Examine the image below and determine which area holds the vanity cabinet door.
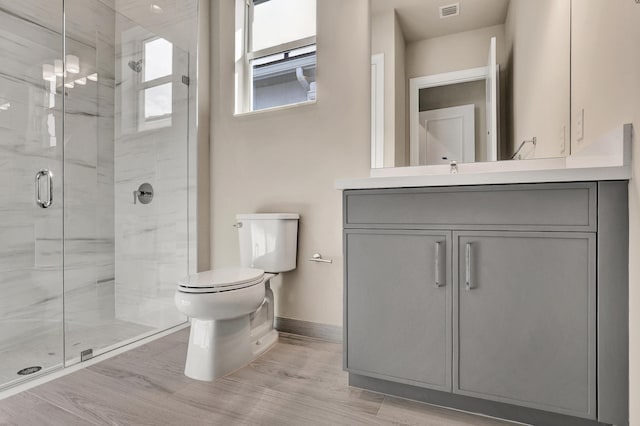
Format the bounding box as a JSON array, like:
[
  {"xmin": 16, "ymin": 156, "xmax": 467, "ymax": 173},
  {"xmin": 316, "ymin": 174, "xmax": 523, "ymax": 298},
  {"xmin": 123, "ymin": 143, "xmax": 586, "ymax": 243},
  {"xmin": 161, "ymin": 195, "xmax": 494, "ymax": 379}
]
[
  {"xmin": 345, "ymin": 230, "xmax": 451, "ymax": 392},
  {"xmin": 453, "ymin": 231, "xmax": 596, "ymax": 419}
]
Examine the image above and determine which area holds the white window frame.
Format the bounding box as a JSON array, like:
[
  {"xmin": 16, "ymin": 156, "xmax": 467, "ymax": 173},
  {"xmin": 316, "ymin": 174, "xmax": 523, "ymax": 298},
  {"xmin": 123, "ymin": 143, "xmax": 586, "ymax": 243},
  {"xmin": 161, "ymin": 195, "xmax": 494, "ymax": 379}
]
[{"xmin": 235, "ymin": 0, "xmax": 317, "ymax": 114}]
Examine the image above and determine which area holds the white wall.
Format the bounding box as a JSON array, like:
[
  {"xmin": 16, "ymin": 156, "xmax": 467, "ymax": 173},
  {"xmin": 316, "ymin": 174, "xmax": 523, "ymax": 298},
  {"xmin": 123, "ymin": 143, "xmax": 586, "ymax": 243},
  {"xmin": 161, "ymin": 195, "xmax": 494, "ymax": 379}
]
[
  {"xmin": 571, "ymin": 1, "xmax": 640, "ymax": 423},
  {"xmin": 372, "ymin": 9, "xmax": 405, "ymax": 167},
  {"xmin": 504, "ymin": 0, "xmax": 570, "ymax": 159},
  {"xmin": 406, "ymin": 24, "xmax": 505, "ymax": 79},
  {"xmin": 197, "ymin": 0, "xmax": 211, "ymax": 273},
  {"xmin": 210, "ymin": 0, "xmax": 369, "ymax": 327},
  {"xmin": 393, "ymin": 11, "xmax": 406, "ymax": 166}
]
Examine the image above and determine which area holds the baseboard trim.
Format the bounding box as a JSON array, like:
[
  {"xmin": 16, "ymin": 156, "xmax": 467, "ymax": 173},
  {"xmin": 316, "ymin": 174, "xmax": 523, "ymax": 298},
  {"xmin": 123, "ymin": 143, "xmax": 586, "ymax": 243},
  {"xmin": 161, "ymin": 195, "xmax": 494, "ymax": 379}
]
[
  {"xmin": 275, "ymin": 317, "xmax": 342, "ymax": 343},
  {"xmin": 349, "ymin": 373, "xmax": 606, "ymax": 426}
]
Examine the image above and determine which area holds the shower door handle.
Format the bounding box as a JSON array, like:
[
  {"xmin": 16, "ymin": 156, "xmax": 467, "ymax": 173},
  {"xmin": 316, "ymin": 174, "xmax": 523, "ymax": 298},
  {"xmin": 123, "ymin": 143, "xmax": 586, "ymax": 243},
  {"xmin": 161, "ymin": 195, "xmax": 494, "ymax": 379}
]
[{"xmin": 35, "ymin": 169, "xmax": 53, "ymax": 208}]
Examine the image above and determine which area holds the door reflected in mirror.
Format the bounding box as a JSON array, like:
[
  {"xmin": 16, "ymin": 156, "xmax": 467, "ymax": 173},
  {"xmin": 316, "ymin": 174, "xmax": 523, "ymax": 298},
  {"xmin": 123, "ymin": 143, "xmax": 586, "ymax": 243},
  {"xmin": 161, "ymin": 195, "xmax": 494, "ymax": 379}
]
[{"xmin": 371, "ymin": 0, "xmax": 571, "ymax": 168}]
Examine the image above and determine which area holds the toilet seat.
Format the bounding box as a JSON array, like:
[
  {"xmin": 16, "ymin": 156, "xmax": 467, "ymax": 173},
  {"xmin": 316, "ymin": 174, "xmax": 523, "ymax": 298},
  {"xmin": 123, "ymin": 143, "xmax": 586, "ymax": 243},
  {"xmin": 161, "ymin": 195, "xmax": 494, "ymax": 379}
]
[{"xmin": 177, "ymin": 267, "xmax": 265, "ymax": 294}]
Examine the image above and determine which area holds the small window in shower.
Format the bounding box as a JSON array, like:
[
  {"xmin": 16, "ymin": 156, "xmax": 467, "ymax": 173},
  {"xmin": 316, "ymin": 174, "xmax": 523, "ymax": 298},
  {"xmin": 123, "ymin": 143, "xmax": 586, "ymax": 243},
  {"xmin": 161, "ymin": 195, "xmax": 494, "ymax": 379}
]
[
  {"xmin": 138, "ymin": 37, "xmax": 173, "ymax": 131},
  {"xmin": 144, "ymin": 38, "xmax": 172, "ymax": 82},
  {"xmin": 144, "ymin": 82, "xmax": 172, "ymax": 120}
]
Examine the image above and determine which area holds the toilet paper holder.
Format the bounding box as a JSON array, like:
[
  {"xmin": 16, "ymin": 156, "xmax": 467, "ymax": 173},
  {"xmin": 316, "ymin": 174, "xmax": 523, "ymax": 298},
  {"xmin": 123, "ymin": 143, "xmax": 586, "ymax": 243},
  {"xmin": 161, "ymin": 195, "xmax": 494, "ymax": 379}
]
[{"xmin": 307, "ymin": 253, "xmax": 332, "ymax": 264}]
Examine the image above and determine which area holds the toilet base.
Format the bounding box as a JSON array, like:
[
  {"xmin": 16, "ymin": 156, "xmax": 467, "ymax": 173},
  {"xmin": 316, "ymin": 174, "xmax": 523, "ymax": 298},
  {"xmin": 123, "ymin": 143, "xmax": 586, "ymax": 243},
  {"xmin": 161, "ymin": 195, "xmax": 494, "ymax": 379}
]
[
  {"xmin": 184, "ymin": 311, "xmax": 279, "ymax": 381},
  {"xmin": 184, "ymin": 317, "xmax": 279, "ymax": 381},
  {"xmin": 184, "ymin": 317, "xmax": 250, "ymax": 381}
]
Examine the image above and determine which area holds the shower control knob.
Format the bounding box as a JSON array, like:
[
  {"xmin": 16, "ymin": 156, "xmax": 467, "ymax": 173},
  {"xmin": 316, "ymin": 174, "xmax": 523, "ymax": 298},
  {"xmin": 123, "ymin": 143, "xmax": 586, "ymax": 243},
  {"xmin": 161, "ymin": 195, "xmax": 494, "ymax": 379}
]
[{"xmin": 133, "ymin": 183, "xmax": 154, "ymax": 205}]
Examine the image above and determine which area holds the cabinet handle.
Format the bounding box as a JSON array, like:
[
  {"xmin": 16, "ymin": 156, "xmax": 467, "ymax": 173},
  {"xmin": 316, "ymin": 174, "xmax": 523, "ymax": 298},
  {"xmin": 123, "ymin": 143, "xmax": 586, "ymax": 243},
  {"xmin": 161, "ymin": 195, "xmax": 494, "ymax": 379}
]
[
  {"xmin": 435, "ymin": 241, "xmax": 444, "ymax": 288},
  {"xmin": 465, "ymin": 242, "xmax": 473, "ymax": 290}
]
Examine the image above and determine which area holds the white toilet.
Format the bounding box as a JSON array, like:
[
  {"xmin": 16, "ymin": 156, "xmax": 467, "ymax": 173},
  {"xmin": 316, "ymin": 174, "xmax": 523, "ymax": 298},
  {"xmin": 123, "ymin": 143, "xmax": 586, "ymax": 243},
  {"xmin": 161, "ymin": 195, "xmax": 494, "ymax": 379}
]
[{"xmin": 174, "ymin": 213, "xmax": 299, "ymax": 381}]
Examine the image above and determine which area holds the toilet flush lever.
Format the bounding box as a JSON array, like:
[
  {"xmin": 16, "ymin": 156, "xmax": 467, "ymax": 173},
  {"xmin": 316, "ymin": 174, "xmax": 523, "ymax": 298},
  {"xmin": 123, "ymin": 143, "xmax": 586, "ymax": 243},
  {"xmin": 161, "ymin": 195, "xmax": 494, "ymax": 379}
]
[{"xmin": 308, "ymin": 253, "xmax": 333, "ymax": 264}]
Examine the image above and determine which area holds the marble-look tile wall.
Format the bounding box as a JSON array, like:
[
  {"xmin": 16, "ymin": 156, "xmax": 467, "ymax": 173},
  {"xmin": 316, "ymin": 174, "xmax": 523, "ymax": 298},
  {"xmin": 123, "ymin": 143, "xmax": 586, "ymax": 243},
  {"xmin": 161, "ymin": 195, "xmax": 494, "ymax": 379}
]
[
  {"xmin": 0, "ymin": 0, "xmax": 121, "ymax": 364},
  {"xmin": 0, "ymin": 1, "xmax": 65, "ymax": 370},
  {"xmin": 0, "ymin": 0, "xmax": 194, "ymax": 385},
  {"xmin": 63, "ymin": 0, "xmax": 118, "ymax": 361},
  {"xmin": 113, "ymin": 13, "xmax": 190, "ymax": 329}
]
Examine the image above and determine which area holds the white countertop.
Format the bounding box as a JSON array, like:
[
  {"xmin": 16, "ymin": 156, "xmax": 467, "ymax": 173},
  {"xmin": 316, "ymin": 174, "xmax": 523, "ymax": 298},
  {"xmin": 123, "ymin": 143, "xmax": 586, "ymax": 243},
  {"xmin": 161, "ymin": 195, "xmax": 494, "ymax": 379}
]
[
  {"xmin": 336, "ymin": 165, "xmax": 631, "ymax": 190},
  {"xmin": 336, "ymin": 125, "xmax": 632, "ymax": 190}
]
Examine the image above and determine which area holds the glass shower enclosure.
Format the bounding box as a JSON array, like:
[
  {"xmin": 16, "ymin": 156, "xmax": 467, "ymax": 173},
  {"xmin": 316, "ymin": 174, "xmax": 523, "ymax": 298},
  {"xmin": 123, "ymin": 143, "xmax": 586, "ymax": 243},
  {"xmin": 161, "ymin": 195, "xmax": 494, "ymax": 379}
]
[{"xmin": 0, "ymin": 0, "xmax": 197, "ymax": 389}]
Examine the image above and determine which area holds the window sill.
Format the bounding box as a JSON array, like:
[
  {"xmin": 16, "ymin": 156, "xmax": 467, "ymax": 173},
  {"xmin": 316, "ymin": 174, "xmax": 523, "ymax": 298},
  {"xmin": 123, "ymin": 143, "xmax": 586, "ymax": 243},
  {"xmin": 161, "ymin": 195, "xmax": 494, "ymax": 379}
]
[{"xmin": 234, "ymin": 99, "xmax": 316, "ymax": 117}]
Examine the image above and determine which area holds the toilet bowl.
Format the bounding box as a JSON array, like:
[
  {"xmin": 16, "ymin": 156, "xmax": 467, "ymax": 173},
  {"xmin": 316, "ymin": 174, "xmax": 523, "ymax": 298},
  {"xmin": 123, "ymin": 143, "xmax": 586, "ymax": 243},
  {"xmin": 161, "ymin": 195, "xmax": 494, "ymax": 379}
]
[
  {"xmin": 175, "ymin": 268, "xmax": 266, "ymax": 320},
  {"xmin": 174, "ymin": 213, "xmax": 299, "ymax": 381}
]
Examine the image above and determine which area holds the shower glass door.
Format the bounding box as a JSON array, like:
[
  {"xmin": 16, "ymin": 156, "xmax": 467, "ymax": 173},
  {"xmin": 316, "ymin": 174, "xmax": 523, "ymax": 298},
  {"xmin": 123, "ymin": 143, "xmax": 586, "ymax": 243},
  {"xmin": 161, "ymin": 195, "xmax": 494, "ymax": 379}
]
[
  {"xmin": 0, "ymin": 0, "xmax": 195, "ymax": 389},
  {"xmin": 0, "ymin": 0, "xmax": 65, "ymax": 388},
  {"xmin": 62, "ymin": 0, "xmax": 190, "ymax": 365},
  {"xmin": 62, "ymin": 0, "xmax": 136, "ymax": 364}
]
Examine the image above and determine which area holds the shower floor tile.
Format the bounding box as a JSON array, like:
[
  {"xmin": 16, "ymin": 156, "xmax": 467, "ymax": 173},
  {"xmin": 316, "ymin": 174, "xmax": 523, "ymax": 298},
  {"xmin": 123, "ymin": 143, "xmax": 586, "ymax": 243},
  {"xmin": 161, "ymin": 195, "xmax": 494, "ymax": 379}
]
[
  {"xmin": 64, "ymin": 319, "xmax": 153, "ymax": 362},
  {"xmin": 0, "ymin": 319, "xmax": 152, "ymax": 388}
]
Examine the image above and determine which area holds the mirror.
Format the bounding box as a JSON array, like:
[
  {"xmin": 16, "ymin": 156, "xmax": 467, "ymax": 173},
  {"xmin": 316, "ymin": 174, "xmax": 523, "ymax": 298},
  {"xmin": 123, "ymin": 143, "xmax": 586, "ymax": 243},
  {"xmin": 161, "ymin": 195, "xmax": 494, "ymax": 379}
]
[{"xmin": 371, "ymin": 0, "xmax": 571, "ymax": 168}]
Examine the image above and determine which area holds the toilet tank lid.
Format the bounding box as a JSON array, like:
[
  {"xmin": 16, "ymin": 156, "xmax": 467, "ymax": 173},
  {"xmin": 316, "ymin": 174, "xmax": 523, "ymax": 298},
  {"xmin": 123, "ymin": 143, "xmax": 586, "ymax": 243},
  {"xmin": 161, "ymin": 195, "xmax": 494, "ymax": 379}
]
[{"xmin": 236, "ymin": 213, "xmax": 299, "ymax": 220}]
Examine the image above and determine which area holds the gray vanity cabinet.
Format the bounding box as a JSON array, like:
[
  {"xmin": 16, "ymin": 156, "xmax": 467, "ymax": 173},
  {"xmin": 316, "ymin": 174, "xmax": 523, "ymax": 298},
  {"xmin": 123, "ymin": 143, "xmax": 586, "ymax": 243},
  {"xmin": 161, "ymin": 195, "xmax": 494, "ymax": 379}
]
[
  {"xmin": 453, "ymin": 231, "xmax": 596, "ymax": 419},
  {"xmin": 343, "ymin": 182, "xmax": 628, "ymax": 425},
  {"xmin": 345, "ymin": 230, "xmax": 452, "ymax": 392}
]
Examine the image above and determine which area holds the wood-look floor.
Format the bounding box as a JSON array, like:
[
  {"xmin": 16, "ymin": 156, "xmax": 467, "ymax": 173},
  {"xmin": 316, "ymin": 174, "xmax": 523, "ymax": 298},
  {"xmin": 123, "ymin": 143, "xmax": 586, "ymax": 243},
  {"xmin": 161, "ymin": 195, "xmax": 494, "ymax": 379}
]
[{"xmin": 0, "ymin": 329, "xmax": 516, "ymax": 426}]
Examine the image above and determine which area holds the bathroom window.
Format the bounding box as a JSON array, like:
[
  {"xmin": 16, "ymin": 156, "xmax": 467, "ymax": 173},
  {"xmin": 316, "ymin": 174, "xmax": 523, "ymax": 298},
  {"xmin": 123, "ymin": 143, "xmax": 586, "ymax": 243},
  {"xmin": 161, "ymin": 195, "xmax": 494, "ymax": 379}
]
[
  {"xmin": 235, "ymin": 0, "xmax": 317, "ymax": 114},
  {"xmin": 138, "ymin": 37, "xmax": 173, "ymax": 130}
]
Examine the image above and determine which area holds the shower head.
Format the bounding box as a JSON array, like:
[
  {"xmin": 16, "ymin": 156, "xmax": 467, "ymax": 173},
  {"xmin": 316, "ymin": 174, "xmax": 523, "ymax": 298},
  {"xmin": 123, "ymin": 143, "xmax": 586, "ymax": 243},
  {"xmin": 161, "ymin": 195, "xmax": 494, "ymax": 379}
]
[{"xmin": 128, "ymin": 59, "xmax": 143, "ymax": 73}]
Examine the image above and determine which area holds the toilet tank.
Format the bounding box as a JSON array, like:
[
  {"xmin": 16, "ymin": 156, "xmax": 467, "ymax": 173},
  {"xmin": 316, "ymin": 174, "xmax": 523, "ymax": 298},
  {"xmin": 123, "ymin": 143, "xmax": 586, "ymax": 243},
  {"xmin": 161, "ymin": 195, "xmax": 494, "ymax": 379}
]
[{"xmin": 236, "ymin": 213, "xmax": 299, "ymax": 273}]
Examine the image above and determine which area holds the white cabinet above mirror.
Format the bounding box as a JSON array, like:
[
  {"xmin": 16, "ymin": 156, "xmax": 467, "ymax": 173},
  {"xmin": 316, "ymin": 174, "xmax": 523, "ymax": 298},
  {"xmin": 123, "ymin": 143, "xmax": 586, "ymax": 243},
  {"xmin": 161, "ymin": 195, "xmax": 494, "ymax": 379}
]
[{"xmin": 371, "ymin": 0, "xmax": 570, "ymax": 168}]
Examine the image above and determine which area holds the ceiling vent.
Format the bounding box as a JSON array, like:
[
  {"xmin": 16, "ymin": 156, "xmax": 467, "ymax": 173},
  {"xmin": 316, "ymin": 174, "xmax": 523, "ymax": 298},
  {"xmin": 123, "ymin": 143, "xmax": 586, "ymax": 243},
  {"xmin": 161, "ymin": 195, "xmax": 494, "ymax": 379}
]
[{"xmin": 439, "ymin": 3, "xmax": 460, "ymax": 18}]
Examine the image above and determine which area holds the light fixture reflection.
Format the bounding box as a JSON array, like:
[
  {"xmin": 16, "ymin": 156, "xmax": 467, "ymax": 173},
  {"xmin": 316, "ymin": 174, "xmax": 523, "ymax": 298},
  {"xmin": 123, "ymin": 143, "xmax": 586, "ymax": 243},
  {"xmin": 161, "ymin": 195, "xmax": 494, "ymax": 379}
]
[
  {"xmin": 66, "ymin": 55, "xmax": 80, "ymax": 74},
  {"xmin": 42, "ymin": 64, "xmax": 56, "ymax": 82},
  {"xmin": 54, "ymin": 59, "xmax": 65, "ymax": 77},
  {"xmin": 64, "ymin": 81, "xmax": 74, "ymax": 88},
  {"xmin": 75, "ymin": 77, "xmax": 87, "ymax": 85},
  {"xmin": 87, "ymin": 73, "xmax": 98, "ymax": 82}
]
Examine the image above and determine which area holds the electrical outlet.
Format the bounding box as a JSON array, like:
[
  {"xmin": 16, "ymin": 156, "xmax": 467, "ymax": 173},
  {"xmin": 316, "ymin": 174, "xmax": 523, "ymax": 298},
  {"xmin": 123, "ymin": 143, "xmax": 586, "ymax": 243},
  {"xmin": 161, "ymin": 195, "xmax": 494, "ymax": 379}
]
[
  {"xmin": 576, "ymin": 108, "xmax": 584, "ymax": 141},
  {"xmin": 560, "ymin": 125, "xmax": 566, "ymax": 153}
]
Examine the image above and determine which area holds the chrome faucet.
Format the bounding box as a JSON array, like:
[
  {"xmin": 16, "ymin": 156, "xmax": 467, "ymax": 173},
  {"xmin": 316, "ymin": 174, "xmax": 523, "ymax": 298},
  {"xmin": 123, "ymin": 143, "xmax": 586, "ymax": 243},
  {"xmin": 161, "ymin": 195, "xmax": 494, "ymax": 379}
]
[{"xmin": 450, "ymin": 160, "xmax": 458, "ymax": 174}]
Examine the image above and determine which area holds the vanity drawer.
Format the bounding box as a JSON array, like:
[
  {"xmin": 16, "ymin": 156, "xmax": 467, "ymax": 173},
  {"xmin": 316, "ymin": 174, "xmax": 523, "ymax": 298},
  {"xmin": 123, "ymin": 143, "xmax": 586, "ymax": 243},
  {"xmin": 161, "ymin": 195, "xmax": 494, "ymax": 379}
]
[{"xmin": 344, "ymin": 182, "xmax": 596, "ymax": 231}]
